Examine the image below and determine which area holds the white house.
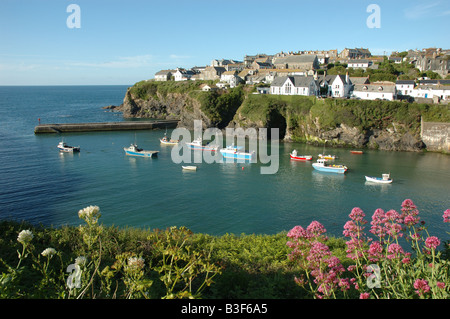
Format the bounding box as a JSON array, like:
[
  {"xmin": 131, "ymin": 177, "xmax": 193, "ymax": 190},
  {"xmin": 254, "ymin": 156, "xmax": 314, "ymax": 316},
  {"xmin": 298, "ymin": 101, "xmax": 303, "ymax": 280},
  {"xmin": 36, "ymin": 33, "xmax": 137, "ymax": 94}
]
[
  {"xmin": 155, "ymin": 70, "xmax": 173, "ymax": 81},
  {"xmin": 220, "ymin": 71, "xmax": 243, "ymax": 88},
  {"xmin": 410, "ymin": 84, "xmax": 450, "ymax": 101},
  {"xmin": 347, "ymin": 59, "xmax": 372, "ymax": 70},
  {"xmin": 396, "ymin": 80, "xmax": 415, "ymax": 97},
  {"xmin": 352, "ymin": 82, "xmax": 397, "ymax": 101},
  {"xmin": 270, "ymin": 76, "xmax": 318, "ymax": 96},
  {"xmin": 317, "ymin": 74, "xmax": 353, "ymax": 98},
  {"xmin": 174, "ymin": 68, "xmax": 195, "ymax": 81}
]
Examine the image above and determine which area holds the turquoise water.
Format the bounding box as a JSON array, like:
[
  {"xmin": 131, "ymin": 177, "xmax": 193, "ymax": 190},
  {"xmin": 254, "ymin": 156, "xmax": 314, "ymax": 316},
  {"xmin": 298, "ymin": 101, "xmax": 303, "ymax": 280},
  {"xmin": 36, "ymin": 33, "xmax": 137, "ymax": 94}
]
[{"xmin": 0, "ymin": 86, "xmax": 449, "ymax": 239}]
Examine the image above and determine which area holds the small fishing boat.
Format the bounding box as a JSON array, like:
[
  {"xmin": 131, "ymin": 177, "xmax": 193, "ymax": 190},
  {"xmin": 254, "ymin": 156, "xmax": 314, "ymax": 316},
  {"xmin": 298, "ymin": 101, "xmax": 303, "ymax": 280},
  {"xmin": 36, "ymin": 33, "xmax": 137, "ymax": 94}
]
[
  {"xmin": 312, "ymin": 159, "xmax": 347, "ymax": 174},
  {"xmin": 186, "ymin": 138, "xmax": 219, "ymax": 151},
  {"xmin": 124, "ymin": 144, "xmax": 158, "ymax": 157},
  {"xmin": 365, "ymin": 174, "xmax": 392, "ymax": 184},
  {"xmin": 220, "ymin": 144, "xmax": 255, "ymax": 160},
  {"xmin": 318, "ymin": 154, "xmax": 337, "ymax": 160},
  {"xmin": 58, "ymin": 141, "xmax": 80, "ymax": 153},
  {"xmin": 290, "ymin": 150, "xmax": 312, "ymax": 161},
  {"xmin": 160, "ymin": 135, "xmax": 179, "ymax": 145},
  {"xmin": 182, "ymin": 166, "xmax": 197, "ymax": 171},
  {"xmin": 351, "ymin": 150, "xmax": 364, "ymax": 154}
]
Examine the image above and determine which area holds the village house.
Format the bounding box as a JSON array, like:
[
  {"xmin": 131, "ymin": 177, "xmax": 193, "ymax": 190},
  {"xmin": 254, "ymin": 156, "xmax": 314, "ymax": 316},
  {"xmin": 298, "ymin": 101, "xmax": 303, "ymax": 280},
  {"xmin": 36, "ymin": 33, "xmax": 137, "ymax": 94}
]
[
  {"xmin": 410, "ymin": 83, "xmax": 450, "ymax": 101},
  {"xmin": 272, "ymin": 55, "xmax": 319, "ymax": 70},
  {"xmin": 395, "ymin": 80, "xmax": 415, "ymax": 97},
  {"xmin": 352, "ymin": 82, "xmax": 397, "ymax": 101},
  {"xmin": 154, "ymin": 70, "xmax": 174, "ymax": 81},
  {"xmin": 199, "ymin": 66, "xmax": 226, "ymax": 81},
  {"xmin": 317, "ymin": 73, "xmax": 353, "ymax": 98},
  {"xmin": 415, "ymin": 52, "xmax": 450, "ymax": 77},
  {"xmin": 220, "ymin": 70, "xmax": 243, "ymax": 88},
  {"xmin": 174, "ymin": 68, "xmax": 195, "ymax": 81},
  {"xmin": 339, "ymin": 48, "xmax": 372, "ymax": 59},
  {"xmin": 270, "ymin": 76, "xmax": 318, "ymax": 96},
  {"xmin": 347, "ymin": 59, "xmax": 372, "ymax": 70}
]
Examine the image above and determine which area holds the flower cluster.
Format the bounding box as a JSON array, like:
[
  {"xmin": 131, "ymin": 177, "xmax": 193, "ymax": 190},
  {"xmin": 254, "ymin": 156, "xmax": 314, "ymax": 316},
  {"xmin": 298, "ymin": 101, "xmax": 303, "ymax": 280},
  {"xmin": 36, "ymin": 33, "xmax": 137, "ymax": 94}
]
[
  {"xmin": 17, "ymin": 229, "xmax": 34, "ymax": 245},
  {"xmin": 78, "ymin": 205, "xmax": 101, "ymax": 224},
  {"xmin": 287, "ymin": 199, "xmax": 449, "ymax": 299}
]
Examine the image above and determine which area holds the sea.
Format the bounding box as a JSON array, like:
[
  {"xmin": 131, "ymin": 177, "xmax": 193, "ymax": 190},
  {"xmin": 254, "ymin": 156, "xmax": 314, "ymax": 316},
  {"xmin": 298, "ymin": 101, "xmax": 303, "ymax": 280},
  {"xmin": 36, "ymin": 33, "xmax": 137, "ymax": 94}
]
[{"xmin": 0, "ymin": 85, "xmax": 449, "ymax": 240}]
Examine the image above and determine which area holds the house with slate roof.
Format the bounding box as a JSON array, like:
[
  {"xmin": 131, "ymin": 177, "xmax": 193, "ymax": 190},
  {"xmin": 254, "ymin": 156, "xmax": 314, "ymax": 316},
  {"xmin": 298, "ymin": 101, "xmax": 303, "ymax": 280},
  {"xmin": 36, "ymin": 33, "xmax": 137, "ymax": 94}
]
[
  {"xmin": 272, "ymin": 55, "xmax": 319, "ymax": 70},
  {"xmin": 352, "ymin": 82, "xmax": 397, "ymax": 101},
  {"xmin": 270, "ymin": 76, "xmax": 318, "ymax": 96},
  {"xmin": 317, "ymin": 73, "xmax": 353, "ymax": 98}
]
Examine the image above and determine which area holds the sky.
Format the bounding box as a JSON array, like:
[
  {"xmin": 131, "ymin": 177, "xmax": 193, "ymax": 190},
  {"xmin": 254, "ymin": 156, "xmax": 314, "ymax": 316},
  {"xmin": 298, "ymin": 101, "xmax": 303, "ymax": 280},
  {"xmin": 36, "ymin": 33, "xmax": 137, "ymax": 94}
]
[{"xmin": 0, "ymin": 0, "xmax": 449, "ymax": 85}]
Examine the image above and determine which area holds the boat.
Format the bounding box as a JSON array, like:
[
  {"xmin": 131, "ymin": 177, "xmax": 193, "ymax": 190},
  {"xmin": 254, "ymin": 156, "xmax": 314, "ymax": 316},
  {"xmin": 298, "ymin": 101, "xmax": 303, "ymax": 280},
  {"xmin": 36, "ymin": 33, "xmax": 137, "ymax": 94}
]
[
  {"xmin": 186, "ymin": 137, "xmax": 219, "ymax": 151},
  {"xmin": 318, "ymin": 154, "xmax": 337, "ymax": 160},
  {"xmin": 58, "ymin": 141, "xmax": 80, "ymax": 153},
  {"xmin": 182, "ymin": 166, "xmax": 197, "ymax": 171},
  {"xmin": 160, "ymin": 135, "xmax": 179, "ymax": 145},
  {"xmin": 220, "ymin": 144, "xmax": 255, "ymax": 160},
  {"xmin": 351, "ymin": 150, "xmax": 364, "ymax": 154},
  {"xmin": 365, "ymin": 174, "xmax": 392, "ymax": 184},
  {"xmin": 290, "ymin": 150, "xmax": 312, "ymax": 161},
  {"xmin": 312, "ymin": 159, "xmax": 348, "ymax": 174},
  {"xmin": 124, "ymin": 144, "xmax": 158, "ymax": 157}
]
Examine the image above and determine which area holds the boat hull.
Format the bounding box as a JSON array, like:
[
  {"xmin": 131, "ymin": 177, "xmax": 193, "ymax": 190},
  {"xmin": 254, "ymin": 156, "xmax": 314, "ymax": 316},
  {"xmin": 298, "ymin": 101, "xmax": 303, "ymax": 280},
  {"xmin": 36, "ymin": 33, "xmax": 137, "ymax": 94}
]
[
  {"xmin": 220, "ymin": 149, "xmax": 254, "ymax": 160},
  {"xmin": 160, "ymin": 139, "xmax": 178, "ymax": 145},
  {"xmin": 290, "ymin": 154, "xmax": 312, "ymax": 161},
  {"xmin": 182, "ymin": 166, "xmax": 197, "ymax": 171},
  {"xmin": 365, "ymin": 176, "xmax": 392, "ymax": 184},
  {"xmin": 124, "ymin": 149, "xmax": 158, "ymax": 157},
  {"xmin": 351, "ymin": 151, "xmax": 363, "ymax": 154},
  {"xmin": 58, "ymin": 146, "xmax": 80, "ymax": 153},
  {"xmin": 312, "ymin": 163, "xmax": 347, "ymax": 174}
]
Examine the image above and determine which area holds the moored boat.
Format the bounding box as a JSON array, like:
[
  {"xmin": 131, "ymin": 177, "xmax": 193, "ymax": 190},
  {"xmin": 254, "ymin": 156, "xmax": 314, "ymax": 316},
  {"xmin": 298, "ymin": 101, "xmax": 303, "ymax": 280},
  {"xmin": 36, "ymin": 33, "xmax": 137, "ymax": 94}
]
[
  {"xmin": 124, "ymin": 144, "xmax": 158, "ymax": 157},
  {"xmin": 220, "ymin": 144, "xmax": 255, "ymax": 161},
  {"xmin": 312, "ymin": 159, "xmax": 347, "ymax": 174},
  {"xmin": 160, "ymin": 135, "xmax": 179, "ymax": 145},
  {"xmin": 351, "ymin": 150, "xmax": 364, "ymax": 154},
  {"xmin": 290, "ymin": 150, "xmax": 312, "ymax": 161},
  {"xmin": 318, "ymin": 154, "xmax": 336, "ymax": 160},
  {"xmin": 58, "ymin": 141, "xmax": 80, "ymax": 153},
  {"xmin": 182, "ymin": 166, "xmax": 197, "ymax": 171},
  {"xmin": 186, "ymin": 138, "xmax": 219, "ymax": 151},
  {"xmin": 365, "ymin": 174, "xmax": 392, "ymax": 184}
]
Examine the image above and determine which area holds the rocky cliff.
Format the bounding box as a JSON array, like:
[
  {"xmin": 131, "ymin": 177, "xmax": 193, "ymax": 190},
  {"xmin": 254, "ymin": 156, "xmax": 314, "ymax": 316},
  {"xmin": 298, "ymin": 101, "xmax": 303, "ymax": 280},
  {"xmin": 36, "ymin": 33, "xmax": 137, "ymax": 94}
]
[{"xmin": 116, "ymin": 81, "xmax": 449, "ymax": 152}]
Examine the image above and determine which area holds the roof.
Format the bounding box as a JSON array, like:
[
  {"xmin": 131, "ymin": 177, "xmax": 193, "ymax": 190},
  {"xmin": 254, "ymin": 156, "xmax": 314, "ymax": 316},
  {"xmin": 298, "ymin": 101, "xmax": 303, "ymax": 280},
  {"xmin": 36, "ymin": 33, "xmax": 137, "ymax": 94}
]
[
  {"xmin": 271, "ymin": 76, "xmax": 316, "ymax": 88},
  {"xmin": 273, "ymin": 55, "xmax": 317, "ymax": 65},
  {"xmin": 155, "ymin": 70, "xmax": 174, "ymax": 75},
  {"xmin": 348, "ymin": 59, "xmax": 370, "ymax": 64},
  {"xmin": 396, "ymin": 80, "xmax": 415, "ymax": 85},
  {"xmin": 353, "ymin": 84, "xmax": 396, "ymax": 94}
]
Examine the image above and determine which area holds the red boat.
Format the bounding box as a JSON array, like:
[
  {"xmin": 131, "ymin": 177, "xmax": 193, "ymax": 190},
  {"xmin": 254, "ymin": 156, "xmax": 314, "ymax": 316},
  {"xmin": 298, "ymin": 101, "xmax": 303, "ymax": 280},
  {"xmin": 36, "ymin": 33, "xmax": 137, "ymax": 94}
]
[
  {"xmin": 290, "ymin": 151, "xmax": 312, "ymax": 161},
  {"xmin": 350, "ymin": 150, "xmax": 363, "ymax": 154}
]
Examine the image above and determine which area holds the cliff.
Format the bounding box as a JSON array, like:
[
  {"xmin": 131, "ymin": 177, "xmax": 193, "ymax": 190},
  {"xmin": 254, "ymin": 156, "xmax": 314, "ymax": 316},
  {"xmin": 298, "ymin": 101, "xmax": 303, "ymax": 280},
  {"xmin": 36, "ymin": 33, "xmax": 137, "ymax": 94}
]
[{"xmin": 116, "ymin": 81, "xmax": 450, "ymax": 152}]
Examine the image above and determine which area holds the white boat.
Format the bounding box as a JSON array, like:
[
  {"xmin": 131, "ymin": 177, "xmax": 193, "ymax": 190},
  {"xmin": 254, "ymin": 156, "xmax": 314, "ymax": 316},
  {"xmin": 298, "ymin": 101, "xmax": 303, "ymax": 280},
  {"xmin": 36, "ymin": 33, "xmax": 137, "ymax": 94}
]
[
  {"xmin": 160, "ymin": 135, "xmax": 179, "ymax": 145},
  {"xmin": 220, "ymin": 144, "xmax": 255, "ymax": 160},
  {"xmin": 186, "ymin": 137, "xmax": 219, "ymax": 151},
  {"xmin": 58, "ymin": 141, "xmax": 80, "ymax": 153},
  {"xmin": 290, "ymin": 150, "xmax": 312, "ymax": 161},
  {"xmin": 124, "ymin": 144, "xmax": 158, "ymax": 157},
  {"xmin": 365, "ymin": 174, "xmax": 393, "ymax": 184},
  {"xmin": 182, "ymin": 166, "xmax": 197, "ymax": 171},
  {"xmin": 312, "ymin": 159, "xmax": 347, "ymax": 174}
]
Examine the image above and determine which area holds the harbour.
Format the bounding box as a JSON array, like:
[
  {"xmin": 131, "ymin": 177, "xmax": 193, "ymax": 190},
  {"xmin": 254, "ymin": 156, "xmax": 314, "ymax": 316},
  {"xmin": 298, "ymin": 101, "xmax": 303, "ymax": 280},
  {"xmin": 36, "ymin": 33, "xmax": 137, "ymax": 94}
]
[{"xmin": 34, "ymin": 119, "xmax": 179, "ymax": 134}]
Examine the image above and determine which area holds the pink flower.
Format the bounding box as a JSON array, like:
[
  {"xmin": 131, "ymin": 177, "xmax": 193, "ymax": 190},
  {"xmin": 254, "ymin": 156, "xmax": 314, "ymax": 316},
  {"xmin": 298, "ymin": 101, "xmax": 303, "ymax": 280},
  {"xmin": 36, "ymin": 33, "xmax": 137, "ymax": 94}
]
[
  {"xmin": 306, "ymin": 221, "xmax": 327, "ymax": 238},
  {"xmin": 387, "ymin": 243, "xmax": 404, "ymax": 259},
  {"xmin": 425, "ymin": 236, "xmax": 440, "ymax": 250},
  {"xmin": 360, "ymin": 292, "xmax": 370, "ymax": 299},
  {"xmin": 368, "ymin": 241, "xmax": 383, "ymax": 262},
  {"xmin": 437, "ymin": 282, "xmax": 445, "ymax": 289},
  {"xmin": 414, "ymin": 279, "xmax": 430, "ymax": 296},
  {"xmin": 349, "ymin": 207, "xmax": 366, "ymax": 223},
  {"xmin": 443, "ymin": 209, "xmax": 450, "ymax": 223},
  {"xmin": 287, "ymin": 226, "xmax": 308, "ymax": 240}
]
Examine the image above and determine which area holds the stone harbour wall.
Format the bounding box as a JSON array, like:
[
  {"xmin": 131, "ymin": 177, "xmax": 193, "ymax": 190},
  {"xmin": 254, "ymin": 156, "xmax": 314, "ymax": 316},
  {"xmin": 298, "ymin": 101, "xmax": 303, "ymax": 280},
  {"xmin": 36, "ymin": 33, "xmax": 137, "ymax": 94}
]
[{"xmin": 421, "ymin": 120, "xmax": 450, "ymax": 153}]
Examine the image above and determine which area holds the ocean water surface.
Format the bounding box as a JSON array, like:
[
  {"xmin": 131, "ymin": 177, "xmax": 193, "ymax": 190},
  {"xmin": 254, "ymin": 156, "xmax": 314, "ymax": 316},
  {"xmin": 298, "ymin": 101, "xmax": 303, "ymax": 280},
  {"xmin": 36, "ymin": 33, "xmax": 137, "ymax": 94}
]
[{"xmin": 0, "ymin": 86, "xmax": 449, "ymax": 240}]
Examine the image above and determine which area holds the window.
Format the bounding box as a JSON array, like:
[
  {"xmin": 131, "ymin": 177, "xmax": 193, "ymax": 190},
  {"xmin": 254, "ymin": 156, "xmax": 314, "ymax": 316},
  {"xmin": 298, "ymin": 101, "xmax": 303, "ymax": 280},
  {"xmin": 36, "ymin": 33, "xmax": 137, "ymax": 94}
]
[{"xmin": 285, "ymin": 82, "xmax": 292, "ymax": 94}]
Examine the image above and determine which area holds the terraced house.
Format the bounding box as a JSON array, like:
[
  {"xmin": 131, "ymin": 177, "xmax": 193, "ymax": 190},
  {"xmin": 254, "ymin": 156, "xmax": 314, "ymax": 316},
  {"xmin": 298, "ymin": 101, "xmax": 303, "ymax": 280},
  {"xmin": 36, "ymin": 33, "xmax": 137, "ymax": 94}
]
[{"xmin": 270, "ymin": 76, "xmax": 318, "ymax": 96}]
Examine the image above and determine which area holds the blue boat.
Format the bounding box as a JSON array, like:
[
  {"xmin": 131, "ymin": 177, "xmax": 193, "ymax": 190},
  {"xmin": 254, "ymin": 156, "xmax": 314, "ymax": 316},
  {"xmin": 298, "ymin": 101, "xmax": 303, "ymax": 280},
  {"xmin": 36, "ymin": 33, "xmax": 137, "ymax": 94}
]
[
  {"xmin": 220, "ymin": 145, "xmax": 255, "ymax": 161},
  {"xmin": 312, "ymin": 159, "xmax": 347, "ymax": 174},
  {"xmin": 124, "ymin": 144, "xmax": 158, "ymax": 157}
]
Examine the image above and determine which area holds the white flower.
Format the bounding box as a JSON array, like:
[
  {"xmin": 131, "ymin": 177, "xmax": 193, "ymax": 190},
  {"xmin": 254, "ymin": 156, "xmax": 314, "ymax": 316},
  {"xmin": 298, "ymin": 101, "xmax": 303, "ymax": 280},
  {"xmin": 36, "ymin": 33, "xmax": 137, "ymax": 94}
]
[
  {"xmin": 41, "ymin": 248, "xmax": 57, "ymax": 257},
  {"xmin": 75, "ymin": 256, "xmax": 87, "ymax": 266},
  {"xmin": 17, "ymin": 230, "xmax": 34, "ymax": 244},
  {"xmin": 78, "ymin": 205, "xmax": 101, "ymax": 221},
  {"xmin": 127, "ymin": 256, "xmax": 145, "ymax": 270}
]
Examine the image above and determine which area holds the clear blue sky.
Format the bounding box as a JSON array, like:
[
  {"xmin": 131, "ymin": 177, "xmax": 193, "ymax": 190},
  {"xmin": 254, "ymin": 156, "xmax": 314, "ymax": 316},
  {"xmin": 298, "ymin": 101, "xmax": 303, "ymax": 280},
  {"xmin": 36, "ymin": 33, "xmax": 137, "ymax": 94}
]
[{"xmin": 0, "ymin": 0, "xmax": 449, "ymax": 85}]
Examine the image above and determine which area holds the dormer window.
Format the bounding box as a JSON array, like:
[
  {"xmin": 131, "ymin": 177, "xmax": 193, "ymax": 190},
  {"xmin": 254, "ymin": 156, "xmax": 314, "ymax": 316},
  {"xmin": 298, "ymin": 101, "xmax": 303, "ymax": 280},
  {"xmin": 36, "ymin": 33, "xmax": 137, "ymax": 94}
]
[
  {"xmin": 363, "ymin": 86, "xmax": 368, "ymax": 90},
  {"xmin": 378, "ymin": 86, "xmax": 383, "ymax": 91}
]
